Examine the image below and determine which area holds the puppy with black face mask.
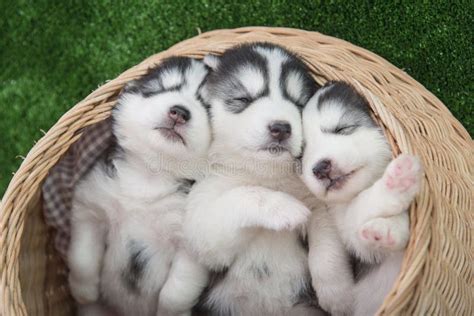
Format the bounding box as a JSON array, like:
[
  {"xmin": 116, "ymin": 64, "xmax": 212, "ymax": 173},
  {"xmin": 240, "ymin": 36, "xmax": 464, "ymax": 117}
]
[
  {"xmin": 159, "ymin": 43, "xmax": 325, "ymax": 316},
  {"xmin": 67, "ymin": 57, "xmax": 211, "ymax": 316},
  {"xmin": 301, "ymin": 81, "xmax": 423, "ymax": 316}
]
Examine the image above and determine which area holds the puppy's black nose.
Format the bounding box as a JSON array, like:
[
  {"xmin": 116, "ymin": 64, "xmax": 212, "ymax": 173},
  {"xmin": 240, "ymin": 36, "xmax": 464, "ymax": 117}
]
[
  {"xmin": 269, "ymin": 121, "xmax": 291, "ymax": 141},
  {"xmin": 169, "ymin": 105, "xmax": 191, "ymax": 124},
  {"xmin": 312, "ymin": 159, "xmax": 332, "ymax": 180}
]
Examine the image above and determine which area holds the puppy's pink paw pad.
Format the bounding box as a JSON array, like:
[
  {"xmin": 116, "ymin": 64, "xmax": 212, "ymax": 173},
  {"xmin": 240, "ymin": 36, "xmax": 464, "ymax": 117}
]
[
  {"xmin": 384, "ymin": 155, "xmax": 422, "ymax": 193},
  {"xmin": 361, "ymin": 228, "xmax": 385, "ymax": 244},
  {"xmin": 360, "ymin": 218, "xmax": 408, "ymax": 251}
]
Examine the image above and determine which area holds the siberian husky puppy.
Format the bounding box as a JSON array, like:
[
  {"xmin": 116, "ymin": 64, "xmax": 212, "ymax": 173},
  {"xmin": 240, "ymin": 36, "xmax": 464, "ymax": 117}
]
[
  {"xmin": 301, "ymin": 81, "xmax": 423, "ymax": 316},
  {"xmin": 67, "ymin": 57, "xmax": 212, "ymax": 316},
  {"xmin": 161, "ymin": 43, "xmax": 324, "ymax": 316}
]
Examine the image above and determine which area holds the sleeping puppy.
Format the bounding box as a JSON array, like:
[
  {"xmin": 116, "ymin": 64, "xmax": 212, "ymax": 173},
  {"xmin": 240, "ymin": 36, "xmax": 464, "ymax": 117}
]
[
  {"xmin": 160, "ymin": 43, "xmax": 324, "ymax": 316},
  {"xmin": 301, "ymin": 81, "xmax": 423, "ymax": 316},
  {"xmin": 67, "ymin": 57, "xmax": 211, "ymax": 316}
]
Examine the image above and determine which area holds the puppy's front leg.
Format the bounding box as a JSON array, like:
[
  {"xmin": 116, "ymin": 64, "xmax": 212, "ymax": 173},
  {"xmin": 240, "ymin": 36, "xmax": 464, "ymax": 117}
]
[
  {"xmin": 185, "ymin": 185, "xmax": 310, "ymax": 268},
  {"xmin": 308, "ymin": 210, "xmax": 354, "ymax": 316},
  {"xmin": 68, "ymin": 204, "xmax": 106, "ymax": 304},
  {"xmin": 242, "ymin": 186, "xmax": 312, "ymax": 231},
  {"xmin": 343, "ymin": 155, "xmax": 422, "ymax": 260},
  {"xmin": 157, "ymin": 250, "xmax": 208, "ymax": 316}
]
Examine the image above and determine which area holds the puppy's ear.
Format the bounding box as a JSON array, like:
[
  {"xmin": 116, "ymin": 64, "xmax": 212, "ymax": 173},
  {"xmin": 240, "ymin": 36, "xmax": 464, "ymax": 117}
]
[
  {"xmin": 203, "ymin": 54, "xmax": 221, "ymax": 70},
  {"xmin": 122, "ymin": 79, "xmax": 141, "ymax": 94}
]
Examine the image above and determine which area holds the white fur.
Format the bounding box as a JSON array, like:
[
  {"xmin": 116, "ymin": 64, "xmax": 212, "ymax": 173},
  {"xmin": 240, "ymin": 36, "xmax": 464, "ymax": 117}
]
[
  {"xmin": 157, "ymin": 250, "xmax": 209, "ymax": 316},
  {"xmin": 301, "ymin": 84, "xmax": 423, "ymax": 315},
  {"xmin": 235, "ymin": 65, "xmax": 266, "ymax": 96},
  {"xmin": 165, "ymin": 45, "xmax": 324, "ymax": 315},
  {"xmin": 67, "ymin": 59, "xmax": 211, "ymax": 316},
  {"xmin": 353, "ymin": 251, "xmax": 404, "ymax": 316}
]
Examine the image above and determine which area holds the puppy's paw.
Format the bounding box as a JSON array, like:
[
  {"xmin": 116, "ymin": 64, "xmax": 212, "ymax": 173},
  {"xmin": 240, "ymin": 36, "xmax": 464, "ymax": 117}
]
[
  {"xmin": 262, "ymin": 193, "xmax": 311, "ymax": 231},
  {"xmin": 359, "ymin": 216, "xmax": 409, "ymax": 251},
  {"xmin": 69, "ymin": 275, "xmax": 100, "ymax": 304},
  {"xmin": 316, "ymin": 283, "xmax": 353, "ymax": 316},
  {"xmin": 384, "ymin": 154, "xmax": 422, "ymax": 196}
]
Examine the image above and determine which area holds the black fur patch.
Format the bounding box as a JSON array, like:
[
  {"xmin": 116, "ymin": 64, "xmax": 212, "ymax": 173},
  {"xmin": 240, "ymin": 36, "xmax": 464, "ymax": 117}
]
[
  {"xmin": 350, "ymin": 254, "xmax": 372, "ymax": 282},
  {"xmin": 298, "ymin": 233, "xmax": 309, "ymax": 252},
  {"xmin": 317, "ymin": 81, "xmax": 371, "ymax": 113},
  {"xmin": 294, "ymin": 279, "xmax": 319, "ymax": 308},
  {"xmin": 206, "ymin": 44, "xmax": 269, "ymax": 113},
  {"xmin": 177, "ymin": 178, "xmax": 196, "ymax": 194},
  {"xmin": 122, "ymin": 56, "xmax": 193, "ymax": 97},
  {"xmin": 122, "ymin": 240, "xmax": 150, "ymax": 294},
  {"xmin": 280, "ymin": 59, "xmax": 319, "ymax": 109},
  {"xmin": 194, "ymin": 267, "xmax": 230, "ymax": 314},
  {"xmin": 317, "ymin": 81, "xmax": 377, "ymax": 134},
  {"xmin": 205, "ymin": 42, "xmax": 319, "ymax": 114},
  {"xmin": 204, "ymin": 43, "xmax": 272, "ymax": 113},
  {"xmin": 196, "ymin": 70, "xmax": 213, "ymax": 115},
  {"xmin": 208, "ymin": 266, "xmax": 230, "ymax": 288},
  {"xmin": 98, "ymin": 134, "xmax": 123, "ymax": 178},
  {"xmin": 196, "ymin": 91, "xmax": 212, "ymax": 117}
]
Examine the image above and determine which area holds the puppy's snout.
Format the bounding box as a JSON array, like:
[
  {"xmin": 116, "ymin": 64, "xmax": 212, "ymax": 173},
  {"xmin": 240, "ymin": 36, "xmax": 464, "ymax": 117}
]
[
  {"xmin": 169, "ymin": 105, "xmax": 191, "ymax": 124},
  {"xmin": 312, "ymin": 159, "xmax": 332, "ymax": 180},
  {"xmin": 268, "ymin": 121, "xmax": 291, "ymax": 141}
]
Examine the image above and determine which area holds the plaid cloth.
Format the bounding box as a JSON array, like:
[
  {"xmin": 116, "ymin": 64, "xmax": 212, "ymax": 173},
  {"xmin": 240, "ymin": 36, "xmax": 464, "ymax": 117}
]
[{"xmin": 42, "ymin": 118, "xmax": 113, "ymax": 257}]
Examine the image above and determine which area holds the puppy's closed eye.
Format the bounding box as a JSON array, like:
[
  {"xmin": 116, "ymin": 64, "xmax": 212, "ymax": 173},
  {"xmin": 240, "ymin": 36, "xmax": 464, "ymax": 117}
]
[
  {"xmin": 332, "ymin": 125, "xmax": 358, "ymax": 135},
  {"xmin": 224, "ymin": 96, "xmax": 254, "ymax": 113},
  {"xmin": 233, "ymin": 96, "xmax": 252, "ymax": 104}
]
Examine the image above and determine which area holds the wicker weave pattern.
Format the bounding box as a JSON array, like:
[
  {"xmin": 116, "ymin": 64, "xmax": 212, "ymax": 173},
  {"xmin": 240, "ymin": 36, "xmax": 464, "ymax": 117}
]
[{"xmin": 0, "ymin": 27, "xmax": 472, "ymax": 316}]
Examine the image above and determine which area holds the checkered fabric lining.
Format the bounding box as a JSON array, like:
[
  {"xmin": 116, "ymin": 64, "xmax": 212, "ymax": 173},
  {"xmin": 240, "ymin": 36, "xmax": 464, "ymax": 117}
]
[{"xmin": 42, "ymin": 118, "xmax": 113, "ymax": 258}]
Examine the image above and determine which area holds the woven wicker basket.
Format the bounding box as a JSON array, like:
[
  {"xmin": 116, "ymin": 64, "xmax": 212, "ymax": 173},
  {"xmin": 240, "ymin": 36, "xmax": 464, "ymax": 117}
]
[{"xmin": 1, "ymin": 27, "xmax": 472, "ymax": 316}]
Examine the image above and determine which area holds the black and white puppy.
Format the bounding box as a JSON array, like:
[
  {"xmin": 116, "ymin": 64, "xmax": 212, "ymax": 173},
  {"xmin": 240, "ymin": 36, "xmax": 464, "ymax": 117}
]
[
  {"xmin": 301, "ymin": 81, "xmax": 423, "ymax": 316},
  {"xmin": 160, "ymin": 43, "xmax": 324, "ymax": 316},
  {"xmin": 67, "ymin": 57, "xmax": 211, "ymax": 316}
]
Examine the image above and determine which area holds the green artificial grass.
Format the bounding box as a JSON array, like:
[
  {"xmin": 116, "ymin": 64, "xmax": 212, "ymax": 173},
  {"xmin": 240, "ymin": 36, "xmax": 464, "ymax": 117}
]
[{"xmin": 1, "ymin": 1, "xmax": 472, "ymax": 196}]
